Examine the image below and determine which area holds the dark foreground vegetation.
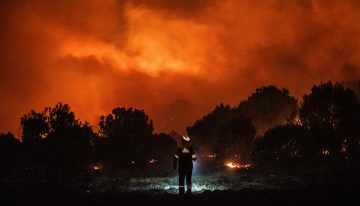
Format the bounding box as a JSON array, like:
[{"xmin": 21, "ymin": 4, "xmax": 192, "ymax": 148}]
[{"xmin": 1, "ymin": 80, "xmax": 360, "ymax": 205}]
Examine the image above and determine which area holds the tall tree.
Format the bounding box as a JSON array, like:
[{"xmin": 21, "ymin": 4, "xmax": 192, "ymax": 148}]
[
  {"xmin": 299, "ymin": 81, "xmax": 360, "ymax": 159},
  {"xmin": 21, "ymin": 110, "xmax": 49, "ymax": 143},
  {"xmin": 342, "ymin": 79, "xmax": 360, "ymax": 101},
  {"xmin": 252, "ymin": 125, "xmax": 307, "ymax": 165},
  {"xmin": 21, "ymin": 102, "xmax": 94, "ymax": 187},
  {"xmin": 187, "ymin": 103, "xmax": 237, "ymax": 148},
  {"xmin": 98, "ymin": 107, "xmax": 154, "ymax": 169},
  {"xmin": 216, "ymin": 116, "xmax": 256, "ymax": 162},
  {"xmin": 237, "ymin": 86, "xmax": 298, "ymax": 135}
]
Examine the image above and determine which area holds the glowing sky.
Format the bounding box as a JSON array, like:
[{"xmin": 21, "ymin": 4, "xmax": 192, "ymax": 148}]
[{"xmin": 1, "ymin": 0, "xmax": 360, "ymax": 135}]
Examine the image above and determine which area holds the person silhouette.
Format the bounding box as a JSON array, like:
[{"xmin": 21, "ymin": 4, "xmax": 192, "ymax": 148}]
[{"xmin": 173, "ymin": 134, "xmax": 196, "ymax": 195}]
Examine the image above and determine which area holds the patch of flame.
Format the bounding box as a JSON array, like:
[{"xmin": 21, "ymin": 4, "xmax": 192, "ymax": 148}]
[
  {"xmin": 225, "ymin": 161, "xmax": 251, "ymax": 169},
  {"xmin": 226, "ymin": 162, "xmax": 241, "ymax": 169},
  {"xmin": 92, "ymin": 163, "xmax": 104, "ymax": 171},
  {"xmin": 322, "ymin": 148, "xmax": 330, "ymax": 156}
]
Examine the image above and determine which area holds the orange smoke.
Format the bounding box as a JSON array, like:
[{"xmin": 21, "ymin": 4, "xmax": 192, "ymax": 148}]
[{"xmin": 1, "ymin": 0, "xmax": 360, "ymax": 136}]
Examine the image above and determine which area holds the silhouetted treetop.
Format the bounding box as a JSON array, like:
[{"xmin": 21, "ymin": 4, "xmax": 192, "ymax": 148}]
[
  {"xmin": 300, "ymin": 81, "xmax": 360, "ymax": 159},
  {"xmin": 20, "ymin": 102, "xmax": 95, "ymax": 186},
  {"xmin": 99, "ymin": 107, "xmax": 154, "ymax": 140},
  {"xmin": 21, "ymin": 102, "xmax": 89, "ymax": 141},
  {"xmin": 187, "ymin": 86, "xmax": 298, "ymax": 151},
  {"xmin": 218, "ymin": 116, "xmax": 256, "ymax": 145},
  {"xmin": 342, "ymin": 79, "xmax": 360, "ymax": 101},
  {"xmin": 97, "ymin": 107, "xmax": 154, "ymax": 169},
  {"xmin": 21, "ymin": 110, "xmax": 49, "ymax": 142},
  {"xmin": 300, "ymin": 81, "xmax": 360, "ymax": 130},
  {"xmin": 187, "ymin": 103, "xmax": 238, "ymax": 147},
  {"xmin": 236, "ymin": 85, "xmax": 298, "ymax": 135},
  {"xmin": 216, "ymin": 115, "xmax": 256, "ymax": 162},
  {"xmin": 48, "ymin": 102, "xmax": 77, "ymax": 132}
]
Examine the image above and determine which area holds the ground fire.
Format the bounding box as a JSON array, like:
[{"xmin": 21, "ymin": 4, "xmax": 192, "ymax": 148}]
[
  {"xmin": 225, "ymin": 161, "xmax": 251, "ymax": 169},
  {"xmin": 148, "ymin": 159, "xmax": 158, "ymax": 164},
  {"xmin": 91, "ymin": 162, "xmax": 104, "ymax": 171}
]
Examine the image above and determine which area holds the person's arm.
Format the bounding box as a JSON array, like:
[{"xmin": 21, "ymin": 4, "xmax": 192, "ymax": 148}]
[
  {"xmin": 173, "ymin": 149, "xmax": 179, "ymax": 170},
  {"xmin": 191, "ymin": 147, "xmax": 197, "ymax": 161}
]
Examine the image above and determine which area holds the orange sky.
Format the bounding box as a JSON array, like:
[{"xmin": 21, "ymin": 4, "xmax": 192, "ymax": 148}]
[{"xmin": 1, "ymin": 0, "xmax": 360, "ymax": 136}]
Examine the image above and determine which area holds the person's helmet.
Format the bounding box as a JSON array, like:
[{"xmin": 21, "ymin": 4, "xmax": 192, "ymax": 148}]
[{"xmin": 182, "ymin": 134, "xmax": 191, "ymax": 142}]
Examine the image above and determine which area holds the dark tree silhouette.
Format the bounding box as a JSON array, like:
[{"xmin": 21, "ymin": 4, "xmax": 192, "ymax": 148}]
[
  {"xmin": 21, "ymin": 102, "xmax": 95, "ymax": 187},
  {"xmin": 150, "ymin": 133, "xmax": 177, "ymax": 159},
  {"xmin": 98, "ymin": 107, "xmax": 154, "ymax": 169},
  {"xmin": 146, "ymin": 133, "xmax": 178, "ymax": 175},
  {"xmin": 252, "ymin": 125, "xmax": 307, "ymax": 165},
  {"xmin": 306, "ymin": 124, "xmax": 341, "ymax": 160},
  {"xmin": 187, "ymin": 104, "xmax": 237, "ymax": 149},
  {"xmin": 342, "ymin": 79, "xmax": 360, "ymax": 101},
  {"xmin": 0, "ymin": 132, "xmax": 22, "ymax": 178},
  {"xmin": 300, "ymin": 81, "xmax": 360, "ymax": 160},
  {"xmin": 236, "ymin": 86, "xmax": 298, "ymax": 135},
  {"xmin": 216, "ymin": 116, "xmax": 256, "ymax": 162},
  {"xmin": 21, "ymin": 110, "xmax": 49, "ymax": 143},
  {"xmin": 187, "ymin": 86, "xmax": 298, "ymax": 163}
]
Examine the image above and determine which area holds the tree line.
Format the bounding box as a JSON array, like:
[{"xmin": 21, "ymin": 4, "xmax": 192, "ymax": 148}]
[
  {"xmin": 1, "ymin": 81, "xmax": 360, "ymax": 187},
  {"xmin": 188, "ymin": 81, "xmax": 360, "ymax": 170},
  {"xmin": 0, "ymin": 103, "xmax": 177, "ymax": 188}
]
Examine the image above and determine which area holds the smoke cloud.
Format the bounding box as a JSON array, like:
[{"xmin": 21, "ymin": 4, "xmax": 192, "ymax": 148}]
[{"xmin": 1, "ymin": 0, "xmax": 360, "ymax": 135}]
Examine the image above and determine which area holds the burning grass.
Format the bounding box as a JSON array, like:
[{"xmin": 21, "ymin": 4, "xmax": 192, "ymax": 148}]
[{"xmin": 224, "ymin": 160, "xmax": 252, "ymax": 169}]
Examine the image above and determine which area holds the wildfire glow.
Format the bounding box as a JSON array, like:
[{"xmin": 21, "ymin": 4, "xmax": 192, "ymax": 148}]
[
  {"xmin": 225, "ymin": 161, "xmax": 251, "ymax": 169},
  {"xmin": 2, "ymin": 0, "xmax": 360, "ymax": 136},
  {"xmin": 226, "ymin": 161, "xmax": 241, "ymax": 169}
]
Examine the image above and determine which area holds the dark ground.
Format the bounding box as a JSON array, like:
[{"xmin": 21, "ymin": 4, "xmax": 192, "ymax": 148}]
[
  {"xmin": 1, "ymin": 185, "xmax": 359, "ymax": 206},
  {"xmin": 1, "ymin": 173, "xmax": 360, "ymax": 206},
  {"xmin": 2, "ymin": 164, "xmax": 360, "ymax": 206}
]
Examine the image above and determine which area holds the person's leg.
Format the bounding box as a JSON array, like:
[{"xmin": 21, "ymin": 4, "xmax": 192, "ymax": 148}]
[
  {"xmin": 185, "ymin": 168, "xmax": 193, "ymax": 194},
  {"xmin": 178, "ymin": 170, "xmax": 185, "ymax": 195}
]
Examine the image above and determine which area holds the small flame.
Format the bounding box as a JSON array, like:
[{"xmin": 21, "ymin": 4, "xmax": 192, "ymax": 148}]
[
  {"xmin": 322, "ymin": 149, "xmax": 330, "ymax": 156},
  {"xmin": 341, "ymin": 146, "xmax": 347, "ymax": 153},
  {"xmin": 92, "ymin": 163, "xmax": 104, "ymax": 171},
  {"xmin": 226, "ymin": 162, "xmax": 241, "ymax": 169},
  {"xmin": 225, "ymin": 161, "xmax": 251, "ymax": 169},
  {"xmin": 243, "ymin": 164, "xmax": 251, "ymax": 169},
  {"xmin": 148, "ymin": 159, "xmax": 158, "ymax": 164},
  {"xmin": 206, "ymin": 154, "xmax": 216, "ymax": 158}
]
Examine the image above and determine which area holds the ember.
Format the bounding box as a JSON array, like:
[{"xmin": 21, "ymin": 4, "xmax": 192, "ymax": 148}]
[
  {"xmin": 322, "ymin": 149, "xmax": 330, "ymax": 156},
  {"xmin": 91, "ymin": 162, "xmax": 104, "ymax": 171},
  {"xmin": 206, "ymin": 154, "xmax": 216, "ymax": 158},
  {"xmin": 148, "ymin": 159, "xmax": 158, "ymax": 164}
]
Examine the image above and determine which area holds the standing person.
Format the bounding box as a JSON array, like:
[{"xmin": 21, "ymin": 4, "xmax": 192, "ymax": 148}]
[{"xmin": 173, "ymin": 134, "xmax": 196, "ymax": 195}]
